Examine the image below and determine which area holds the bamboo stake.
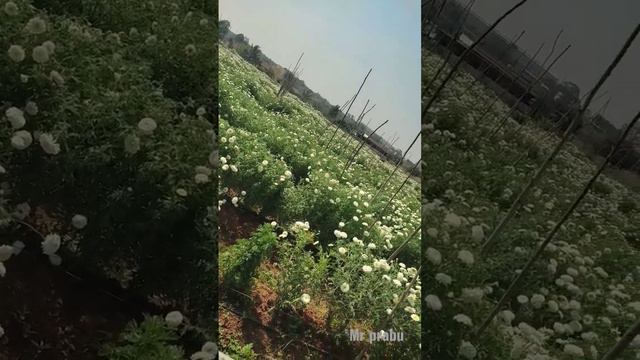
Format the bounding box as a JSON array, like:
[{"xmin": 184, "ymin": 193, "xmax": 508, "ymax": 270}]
[
  {"xmin": 480, "ymin": 23, "xmax": 639, "ymax": 255},
  {"xmin": 475, "ymin": 108, "xmax": 640, "ymax": 338},
  {"xmin": 323, "ymin": 69, "xmax": 373, "ymax": 148},
  {"xmin": 422, "ymin": 0, "xmax": 532, "ymax": 119},
  {"xmin": 600, "ymin": 317, "xmax": 640, "ymax": 360}
]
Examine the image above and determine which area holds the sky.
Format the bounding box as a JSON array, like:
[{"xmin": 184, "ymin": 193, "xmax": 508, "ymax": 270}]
[
  {"xmin": 220, "ymin": 0, "xmax": 421, "ymax": 161},
  {"xmin": 467, "ymin": 0, "xmax": 640, "ymax": 128}
]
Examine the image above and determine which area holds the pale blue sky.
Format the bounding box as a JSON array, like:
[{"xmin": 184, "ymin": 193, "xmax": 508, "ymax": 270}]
[{"xmin": 220, "ymin": 0, "xmax": 421, "ymax": 161}]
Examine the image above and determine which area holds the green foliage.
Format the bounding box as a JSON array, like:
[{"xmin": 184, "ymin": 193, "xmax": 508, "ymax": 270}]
[
  {"xmin": 224, "ymin": 339, "xmax": 257, "ymax": 360},
  {"xmin": 618, "ymin": 197, "xmax": 637, "ymax": 214},
  {"xmin": 0, "ymin": 0, "xmax": 217, "ymax": 325},
  {"xmin": 219, "ymin": 224, "xmax": 277, "ymax": 291},
  {"xmin": 101, "ymin": 316, "xmax": 184, "ymax": 360},
  {"xmin": 593, "ymin": 180, "xmax": 613, "ymax": 195}
]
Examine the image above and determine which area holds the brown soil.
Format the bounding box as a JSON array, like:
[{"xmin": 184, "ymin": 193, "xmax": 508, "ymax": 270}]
[
  {"xmin": 218, "ymin": 200, "xmax": 265, "ymax": 250},
  {"xmin": 0, "ymin": 236, "xmax": 141, "ymax": 360}
]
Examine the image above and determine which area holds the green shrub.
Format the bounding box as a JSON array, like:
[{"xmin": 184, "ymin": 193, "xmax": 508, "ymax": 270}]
[
  {"xmin": 101, "ymin": 316, "xmax": 184, "ymax": 360},
  {"xmin": 219, "ymin": 224, "xmax": 277, "ymax": 291}
]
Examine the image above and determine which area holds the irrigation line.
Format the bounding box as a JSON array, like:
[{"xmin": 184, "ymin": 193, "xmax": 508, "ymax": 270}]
[
  {"xmin": 422, "ymin": 0, "xmax": 531, "ymax": 119},
  {"xmin": 219, "ymin": 303, "xmax": 330, "ymax": 356},
  {"xmin": 474, "ymin": 108, "xmax": 640, "ymax": 339},
  {"xmin": 480, "ymin": 22, "xmax": 639, "ymax": 255}
]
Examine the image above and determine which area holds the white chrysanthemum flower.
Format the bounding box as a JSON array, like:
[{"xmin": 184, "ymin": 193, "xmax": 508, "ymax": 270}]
[
  {"xmin": 261, "ymin": 160, "xmax": 268, "ymax": 166},
  {"xmin": 453, "ymin": 314, "xmax": 473, "ymax": 326},
  {"xmin": 425, "ymin": 294, "xmax": 442, "ymax": 311},
  {"xmin": 459, "ymin": 341, "xmax": 477, "ymax": 359},
  {"xmin": 5, "ymin": 107, "xmax": 26, "ymax": 129},
  {"xmin": 530, "ymin": 294, "xmax": 545, "ymax": 308},
  {"xmin": 138, "ymin": 117, "xmax": 157, "ymax": 135},
  {"xmin": 25, "ymin": 101, "xmax": 38, "ymax": 115},
  {"xmin": 39, "ymin": 133, "xmax": 60, "ymax": 155},
  {"xmin": 221, "ymin": 164, "xmax": 229, "ymax": 171},
  {"xmin": 190, "ymin": 351, "xmax": 215, "ymax": 360},
  {"xmin": 444, "ymin": 212, "xmax": 462, "ymax": 227},
  {"xmin": 185, "ymin": 44, "xmax": 196, "ymax": 56},
  {"xmin": 300, "ymin": 293, "xmax": 311, "ymax": 304},
  {"xmin": 7, "ymin": 44, "xmax": 25, "ymax": 62},
  {"xmin": 230, "ymin": 165, "xmax": 238, "ymax": 172},
  {"xmin": 175, "ymin": 188, "xmax": 188, "ymax": 197},
  {"xmin": 0, "ymin": 245, "xmax": 13, "ymax": 262},
  {"xmin": 340, "ymin": 282, "xmax": 350, "ymax": 293},
  {"xmin": 50, "ymin": 70, "xmax": 65, "ymax": 86},
  {"xmin": 362, "ymin": 265, "xmax": 372, "ymax": 273},
  {"xmin": 41, "ymin": 233, "xmax": 61, "ymax": 255},
  {"xmin": 145, "ymin": 35, "xmax": 158, "ymax": 45},
  {"xmin": 32, "ymin": 45, "xmax": 50, "ymax": 63},
  {"xmin": 460, "ymin": 288, "xmax": 484, "ymax": 303},
  {"xmin": 71, "ymin": 214, "xmax": 88, "ymax": 229},
  {"xmin": 499, "ymin": 310, "xmax": 515, "ymax": 324},
  {"xmin": 25, "ymin": 17, "xmax": 47, "ymax": 34},
  {"xmin": 12, "ymin": 241, "xmax": 25, "ymax": 255},
  {"xmin": 124, "ymin": 134, "xmax": 140, "ymax": 154},
  {"xmin": 338, "ymin": 247, "xmax": 347, "ymax": 255},
  {"xmin": 411, "ymin": 314, "xmax": 420, "ymax": 322},
  {"xmin": 42, "ymin": 40, "xmax": 56, "ymax": 55},
  {"xmin": 457, "ymin": 250, "xmax": 474, "ymax": 265},
  {"xmin": 4, "ymin": 1, "xmax": 19, "ymax": 16},
  {"xmin": 563, "ymin": 344, "xmax": 584, "ymax": 357},
  {"xmin": 426, "ymin": 247, "xmax": 442, "ymax": 265},
  {"xmin": 367, "ymin": 243, "xmax": 376, "ymax": 249},
  {"xmin": 201, "ymin": 341, "xmax": 217, "ymax": 354},
  {"xmin": 471, "ymin": 225, "xmax": 484, "ymax": 242},
  {"xmin": 165, "ymin": 311, "xmax": 184, "ymax": 328},
  {"xmin": 194, "ymin": 173, "xmax": 209, "ymax": 184},
  {"xmin": 11, "ymin": 130, "xmax": 33, "ymax": 150},
  {"xmin": 14, "ymin": 203, "xmax": 30, "ymax": 220},
  {"xmin": 435, "ymin": 272, "xmax": 452, "ymax": 285},
  {"xmin": 49, "ymin": 254, "xmax": 62, "ymax": 266}
]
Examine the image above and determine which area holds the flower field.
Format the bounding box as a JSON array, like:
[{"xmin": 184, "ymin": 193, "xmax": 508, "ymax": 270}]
[
  {"xmin": 1, "ymin": 0, "xmax": 217, "ymax": 358},
  {"xmin": 218, "ymin": 46, "xmax": 421, "ymax": 359},
  {"xmin": 423, "ymin": 53, "xmax": 640, "ymax": 359}
]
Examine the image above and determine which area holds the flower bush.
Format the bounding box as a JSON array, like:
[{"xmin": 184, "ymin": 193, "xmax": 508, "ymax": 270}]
[
  {"xmin": 423, "ymin": 53, "xmax": 640, "ymax": 359},
  {"xmin": 0, "ymin": 0, "xmax": 217, "ymax": 338},
  {"xmin": 218, "ymin": 45, "xmax": 421, "ymax": 358}
]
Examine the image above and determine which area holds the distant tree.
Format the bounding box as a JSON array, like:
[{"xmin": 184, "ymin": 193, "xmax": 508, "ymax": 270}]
[
  {"xmin": 218, "ymin": 20, "xmax": 230, "ymax": 37},
  {"xmin": 301, "ymin": 89, "xmax": 313, "ymax": 103},
  {"xmin": 248, "ymin": 45, "xmax": 261, "ymax": 64},
  {"xmin": 328, "ymin": 105, "xmax": 340, "ymax": 118}
]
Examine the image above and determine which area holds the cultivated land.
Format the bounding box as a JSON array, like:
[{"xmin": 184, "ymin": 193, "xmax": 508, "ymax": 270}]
[
  {"xmin": 218, "ymin": 45, "xmax": 421, "ymax": 359},
  {"xmin": 423, "ymin": 53, "xmax": 640, "ymax": 359},
  {"xmin": 1, "ymin": 0, "xmax": 217, "ymax": 358}
]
